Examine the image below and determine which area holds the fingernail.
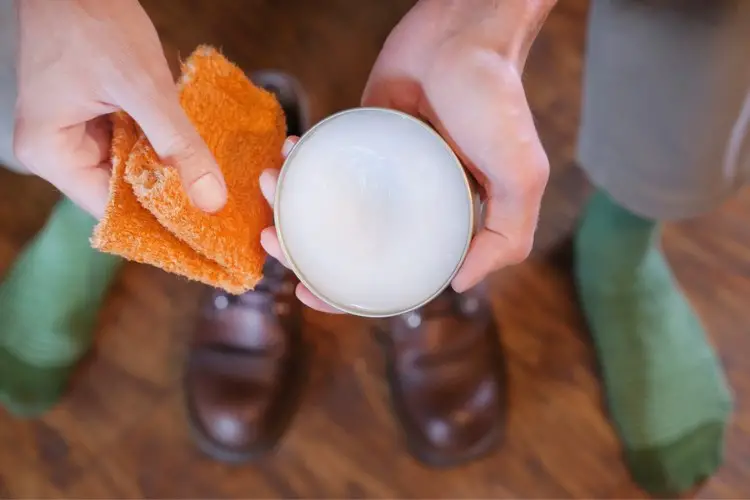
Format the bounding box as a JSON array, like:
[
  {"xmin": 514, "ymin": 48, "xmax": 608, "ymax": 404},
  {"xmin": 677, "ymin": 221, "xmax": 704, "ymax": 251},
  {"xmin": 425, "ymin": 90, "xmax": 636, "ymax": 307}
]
[
  {"xmin": 282, "ymin": 137, "xmax": 295, "ymax": 157},
  {"xmin": 451, "ymin": 275, "xmax": 468, "ymax": 293},
  {"xmin": 260, "ymin": 227, "xmax": 273, "ymax": 247},
  {"xmin": 259, "ymin": 170, "xmax": 275, "ymax": 203},
  {"xmin": 189, "ymin": 173, "xmax": 227, "ymax": 212}
]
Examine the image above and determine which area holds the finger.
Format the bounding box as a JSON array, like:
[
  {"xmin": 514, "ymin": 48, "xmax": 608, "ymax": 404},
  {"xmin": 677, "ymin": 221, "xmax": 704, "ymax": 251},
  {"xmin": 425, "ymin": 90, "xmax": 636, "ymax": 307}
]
[
  {"xmin": 282, "ymin": 136, "xmax": 299, "ymax": 158},
  {"xmin": 296, "ymin": 284, "xmax": 344, "ymax": 314},
  {"xmin": 52, "ymin": 162, "xmax": 112, "ymax": 219},
  {"xmin": 451, "ymin": 231, "xmax": 521, "ymax": 293},
  {"xmin": 114, "ymin": 82, "xmax": 228, "ymax": 213},
  {"xmin": 260, "ymin": 135, "xmax": 299, "ymax": 206},
  {"xmin": 260, "ymin": 227, "xmax": 291, "ymax": 269},
  {"xmin": 452, "ymin": 195, "xmax": 540, "ymax": 292},
  {"xmin": 81, "ymin": 116, "xmax": 114, "ymax": 163},
  {"xmin": 59, "ymin": 121, "xmax": 114, "ymax": 218},
  {"xmin": 259, "ymin": 169, "xmax": 279, "ymax": 207},
  {"xmin": 14, "ymin": 122, "xmax": 113, "ymax": 218},
  {"xmin": 261, "ymin": 227, "xmax": 343, "ymax": 313},
  {"xmin": 360, "ymin": 64, "xmax": 424, "ymax": 118},
  {"xmin": 360, "ymin": 25, "xmax": 427, "ymax": 115},
  {"xmin": 361, "ymin": 75, "xmax": 422, "ymax": 116},
  {"xmin": 262, "ymin": 135, "xmax": 344, "ymax": 314}
]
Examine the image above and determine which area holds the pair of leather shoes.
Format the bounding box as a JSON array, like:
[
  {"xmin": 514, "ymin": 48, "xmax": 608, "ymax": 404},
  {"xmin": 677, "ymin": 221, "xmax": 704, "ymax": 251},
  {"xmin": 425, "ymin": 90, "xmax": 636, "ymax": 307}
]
[{"xmin": 183, "ymin": 71, "xmax": 507, "ymax": 467}]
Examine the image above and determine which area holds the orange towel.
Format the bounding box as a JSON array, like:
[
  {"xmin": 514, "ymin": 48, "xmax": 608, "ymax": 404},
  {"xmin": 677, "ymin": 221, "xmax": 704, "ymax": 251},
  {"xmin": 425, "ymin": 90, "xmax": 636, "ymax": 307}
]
[{"xmin": 91, "ymin": 46, "xmax": 286, "ymax": 294}]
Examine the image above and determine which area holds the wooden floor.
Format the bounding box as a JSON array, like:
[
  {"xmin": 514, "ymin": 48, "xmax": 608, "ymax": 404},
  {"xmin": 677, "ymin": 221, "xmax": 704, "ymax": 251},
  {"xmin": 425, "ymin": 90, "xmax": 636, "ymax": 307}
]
[{"xmin": 2, "ymin": 0, "xmax": 750, "ymax": 497}]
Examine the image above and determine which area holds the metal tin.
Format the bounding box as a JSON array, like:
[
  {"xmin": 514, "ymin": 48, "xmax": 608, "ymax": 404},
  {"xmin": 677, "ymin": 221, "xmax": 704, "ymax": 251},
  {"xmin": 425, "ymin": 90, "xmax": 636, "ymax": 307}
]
[{"xmin": 274, "ymin": 107, "xmax": 482, "ymax": 318}]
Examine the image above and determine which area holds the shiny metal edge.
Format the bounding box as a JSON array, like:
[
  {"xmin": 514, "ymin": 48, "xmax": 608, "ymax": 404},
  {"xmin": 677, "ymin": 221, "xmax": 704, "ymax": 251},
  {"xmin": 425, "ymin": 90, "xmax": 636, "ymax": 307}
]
[{"xmin": 274, "ymin": 106, "xmax": 476, "ymax": 318}]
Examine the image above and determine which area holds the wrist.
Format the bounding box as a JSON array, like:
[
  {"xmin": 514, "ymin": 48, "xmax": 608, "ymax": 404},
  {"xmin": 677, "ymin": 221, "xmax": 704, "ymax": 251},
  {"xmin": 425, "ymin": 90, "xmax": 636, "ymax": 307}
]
[
  {"xmin": 508, "ymin": 0, "xmax": 557, "ymax": 67},
  {"xmin": 418, "ymin": 0, "xmax": 557, "ymax": 69}
]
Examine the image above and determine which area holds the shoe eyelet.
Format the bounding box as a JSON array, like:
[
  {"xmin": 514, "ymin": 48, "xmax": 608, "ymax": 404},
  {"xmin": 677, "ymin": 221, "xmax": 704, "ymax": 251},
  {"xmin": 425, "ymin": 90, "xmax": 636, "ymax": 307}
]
[
  {"xmin": 214, "ymin": 294, "xmax": 230, "ymax": 310},
  {"xmin": 460, "ymin": 297, "xmax": 479, "ymax": 315},
  {"xmin": 274, "ymin": 302, "xmax": 291, "ymax": 316},
  {"xmin": 405, "ymin": 312, "xmax": 422, "ymax": 329}
]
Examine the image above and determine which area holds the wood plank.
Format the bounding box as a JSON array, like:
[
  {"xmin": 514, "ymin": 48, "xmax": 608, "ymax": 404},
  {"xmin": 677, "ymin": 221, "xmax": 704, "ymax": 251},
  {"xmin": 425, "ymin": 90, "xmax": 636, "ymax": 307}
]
[{"xmin": 1, "ymin": 0, "xmax": 749, "ymax": 497}]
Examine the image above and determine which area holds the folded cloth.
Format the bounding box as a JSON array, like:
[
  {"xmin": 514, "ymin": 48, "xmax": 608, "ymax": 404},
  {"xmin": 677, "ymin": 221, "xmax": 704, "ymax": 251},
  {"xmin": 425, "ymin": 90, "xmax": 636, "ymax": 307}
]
[{"xmin": 92, "ymin": 46, "xmax": 286, "ymax": 294}]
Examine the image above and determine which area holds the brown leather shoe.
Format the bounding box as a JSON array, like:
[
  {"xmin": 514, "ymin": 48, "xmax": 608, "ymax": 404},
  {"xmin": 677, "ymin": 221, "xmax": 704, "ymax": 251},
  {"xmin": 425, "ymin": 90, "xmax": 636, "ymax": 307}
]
[
  {"xmin": 184, "ymin": 258, "xmax": 306, "ymax": 462},
  {"xmin": 183, "ymin": 71, "xmax": 309, "ymax": 463},
  {"xmin": 376, "ymin": 285, "xmax": 507, "ymax": 467}
]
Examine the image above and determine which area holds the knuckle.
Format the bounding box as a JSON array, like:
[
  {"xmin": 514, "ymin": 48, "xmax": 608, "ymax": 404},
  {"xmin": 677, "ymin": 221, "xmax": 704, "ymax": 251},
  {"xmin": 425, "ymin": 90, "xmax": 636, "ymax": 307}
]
[
  {"xmin": 160, "ymin": 133, "xmax": 205, "ymax": 171},
  {"xmin": 172, "ymin": 141, "xmax": 216, "ymax": 180},
  {"xmin": 530, "ymin": 159, "xmax": 550, "ymax": 191},
  {"xmin": 109, "ymin": 52, "xmax": 171, "ymax": 102},
  {"xmin": 165, "ymin": 134, "xmax": 197, "ymax": 162},
  {"xmin": 506, "ymin": 237, "xmax": 534, "ymax": 265},
  {"xmin": 515, "ymin": 159, "xmax": 549, "ymax": 198}
]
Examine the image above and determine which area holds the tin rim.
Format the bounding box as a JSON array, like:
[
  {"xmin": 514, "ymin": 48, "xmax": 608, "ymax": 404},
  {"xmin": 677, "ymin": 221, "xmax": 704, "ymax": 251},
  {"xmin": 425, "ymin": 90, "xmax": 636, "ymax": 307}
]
[{"xmin": 273, "ymin": 107, "xmax": 476, "ymax": 318}]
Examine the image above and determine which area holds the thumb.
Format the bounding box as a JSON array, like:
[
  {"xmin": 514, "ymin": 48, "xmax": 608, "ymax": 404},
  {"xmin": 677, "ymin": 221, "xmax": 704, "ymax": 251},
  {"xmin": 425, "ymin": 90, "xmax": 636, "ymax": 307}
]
[
  {"xmin": 361, "ymin": 75, "xmax": 422, "ymax": 117},
  {"xmin": 118, "ymin": 85, "xmax": 228, "ymax": 213}
]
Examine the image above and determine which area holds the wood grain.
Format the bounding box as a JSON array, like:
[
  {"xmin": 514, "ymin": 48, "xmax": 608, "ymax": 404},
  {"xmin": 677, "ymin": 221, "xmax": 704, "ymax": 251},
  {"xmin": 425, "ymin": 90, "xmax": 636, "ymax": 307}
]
[{"xmin": 2, "ymin": 0, "xmax": 749, "ymax": 497}]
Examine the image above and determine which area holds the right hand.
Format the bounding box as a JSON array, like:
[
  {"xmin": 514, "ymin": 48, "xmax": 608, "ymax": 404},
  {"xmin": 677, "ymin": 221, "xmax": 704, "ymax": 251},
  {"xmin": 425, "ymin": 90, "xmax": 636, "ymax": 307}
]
[{"xmin": 14, "ymin": 0, "xmax": 227, "ymax": 218}]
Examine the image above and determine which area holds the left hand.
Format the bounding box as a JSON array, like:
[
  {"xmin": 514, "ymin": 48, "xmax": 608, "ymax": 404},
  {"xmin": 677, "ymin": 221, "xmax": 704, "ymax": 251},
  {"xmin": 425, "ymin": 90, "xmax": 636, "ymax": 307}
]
[
  {"xmin": 360, "ymin": 0, "xmax": 550, "ymax": 293},
  {"xmin": 259, "ymin": 0, "xmax": 552, "ymax": 312}
]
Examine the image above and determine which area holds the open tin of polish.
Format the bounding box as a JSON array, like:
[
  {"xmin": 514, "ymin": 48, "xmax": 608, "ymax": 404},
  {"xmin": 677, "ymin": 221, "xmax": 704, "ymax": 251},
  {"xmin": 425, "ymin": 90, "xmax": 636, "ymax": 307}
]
[{"xmin": 274, "ymin": 107, "xmax": 482, "ymax": 317}]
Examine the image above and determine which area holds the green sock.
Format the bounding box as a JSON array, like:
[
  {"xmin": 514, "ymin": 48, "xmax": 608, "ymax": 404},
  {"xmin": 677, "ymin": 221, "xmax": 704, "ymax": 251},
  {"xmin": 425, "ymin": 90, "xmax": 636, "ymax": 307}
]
[
  {"xmin": 574, "ymin": 190, "xmax": 733, "ymax": 495},
  {"xmin": 0, "ymin": 198, "xmax": 121, "ymax": 417}
]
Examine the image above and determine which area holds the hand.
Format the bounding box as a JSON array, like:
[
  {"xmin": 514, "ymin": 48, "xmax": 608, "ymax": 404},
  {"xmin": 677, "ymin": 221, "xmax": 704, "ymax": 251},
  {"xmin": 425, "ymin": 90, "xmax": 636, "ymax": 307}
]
[
  {"xmin": 259, "ymin": 0, "xmax": 554, "ymax": 313},
  {"xmin": 259, "ymin": 137, "xmax": 344, "ymax": 313},
  {"xmin": 362, "ymin": 0, "xmax": 552, "ymax": 292},
  {"xmin": 13, "ymin": 0, "xmax": 227, "ymax": 218}
]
